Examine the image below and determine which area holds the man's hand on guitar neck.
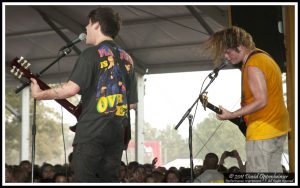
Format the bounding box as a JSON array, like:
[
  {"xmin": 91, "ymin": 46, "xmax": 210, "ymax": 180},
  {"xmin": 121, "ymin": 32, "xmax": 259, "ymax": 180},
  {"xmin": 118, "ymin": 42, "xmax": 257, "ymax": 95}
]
[
  {"xmin": 216, "ymin": 105, "xmax": 236, "ymax": 120},
  {"xmin": 30, "ymin": 78, "xmax": 44, "ymax": 99}
]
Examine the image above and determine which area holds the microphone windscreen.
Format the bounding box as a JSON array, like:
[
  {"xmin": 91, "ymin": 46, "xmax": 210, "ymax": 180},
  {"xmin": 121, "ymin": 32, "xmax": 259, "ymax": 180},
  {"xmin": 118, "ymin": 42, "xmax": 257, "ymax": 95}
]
[{"xmin": 79, "ymin": 33, "xmax": 86, "ymax": 41}]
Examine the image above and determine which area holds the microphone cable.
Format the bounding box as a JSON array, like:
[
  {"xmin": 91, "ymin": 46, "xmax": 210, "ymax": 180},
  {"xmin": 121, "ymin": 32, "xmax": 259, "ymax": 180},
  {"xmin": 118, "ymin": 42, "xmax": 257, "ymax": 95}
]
[
  {"xmin": 194, "ymin": 73, "xmax": 245, "ymax": 159},
  {"xmin": 124, "ymin": 149, "xmax": 130, "ymax": 182},
  {"xmin": 55, "ymin": 50, "xmax": 69, "ymax": 181},
  {"xmin": 193, "ymin": 73, "xmax": 218, "ymax": 157}
]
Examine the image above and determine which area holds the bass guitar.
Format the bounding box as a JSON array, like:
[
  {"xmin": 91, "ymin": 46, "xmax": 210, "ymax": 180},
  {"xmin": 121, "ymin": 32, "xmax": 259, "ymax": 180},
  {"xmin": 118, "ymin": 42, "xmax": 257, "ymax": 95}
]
[{"xmin": 199, "ymin": 93, "xmax": 247, "ymax": 136}]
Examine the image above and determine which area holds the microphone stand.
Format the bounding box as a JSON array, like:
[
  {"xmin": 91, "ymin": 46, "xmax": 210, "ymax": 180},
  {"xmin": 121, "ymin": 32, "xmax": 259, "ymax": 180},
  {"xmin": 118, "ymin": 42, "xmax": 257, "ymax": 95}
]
[
  {"xmin": 188, "ymin": 114, "xmax": 194, "ymax": 182},
  {"xmin": 15, "ymin": 48, "xmax": 72, "ymax": 182},
  {"xmin": 174, "ymin": 69, "xmax": 220, "ymax": 182},
  {"xmin": 15, "ymin": 48, "xmax": 72, "ymax": 94},
  {"xmin": 31, "ymin": 99, "xmax": 37, "ymax": 183}
]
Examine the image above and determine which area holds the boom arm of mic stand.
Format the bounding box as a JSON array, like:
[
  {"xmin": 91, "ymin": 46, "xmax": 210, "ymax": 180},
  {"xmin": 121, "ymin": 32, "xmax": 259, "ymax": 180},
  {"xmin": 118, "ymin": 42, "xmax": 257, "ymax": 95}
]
[
  {"xmin": 174, "ymin": 71, "xmax": 219, "ymax": 130},
  {"xmin": 15, "ymin": 48, "xmax": 72, "ymax": 94},
  {"xmin": 174, "ymin": 103, "xmax": 194, "ymax": 130}
]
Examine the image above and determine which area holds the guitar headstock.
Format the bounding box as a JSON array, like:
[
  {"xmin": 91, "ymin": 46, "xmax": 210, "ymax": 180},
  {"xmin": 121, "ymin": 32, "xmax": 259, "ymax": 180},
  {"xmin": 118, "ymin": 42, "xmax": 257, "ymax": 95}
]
[
  {"xmin": 200, "ymin": 92, "xmax": 208, "ymax": 111},
  {"xmin": 10, "ymin": 56, "xmax": 32, "ymax": 80}
]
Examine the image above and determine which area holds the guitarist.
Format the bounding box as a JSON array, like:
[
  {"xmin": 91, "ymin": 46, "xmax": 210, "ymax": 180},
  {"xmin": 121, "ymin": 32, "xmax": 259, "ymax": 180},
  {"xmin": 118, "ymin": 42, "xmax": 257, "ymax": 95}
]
[
  {"xmin": 31, "ymin": 7, "xmax": 138, "ymax": 182},
  {"xmin": 204, "ymin": 26, "xmax": 290, "ymax": 173}
]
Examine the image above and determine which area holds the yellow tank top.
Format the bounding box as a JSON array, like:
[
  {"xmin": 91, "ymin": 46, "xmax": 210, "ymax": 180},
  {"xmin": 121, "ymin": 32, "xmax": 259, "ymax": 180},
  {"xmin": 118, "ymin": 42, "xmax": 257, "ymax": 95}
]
[{"xmin": 241, "ymin": 50, "xmax": 290, "ymax": 140}]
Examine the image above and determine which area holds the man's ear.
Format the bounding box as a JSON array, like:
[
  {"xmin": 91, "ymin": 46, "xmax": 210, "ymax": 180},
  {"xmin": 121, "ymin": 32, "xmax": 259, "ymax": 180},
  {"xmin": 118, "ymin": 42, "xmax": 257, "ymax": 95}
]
[
  {"xmin": 93, "ymin": 21, "xmax": 100, "ymax": 30},
  {"xmin": 236, "ymin": 45, "xmax": 244, "ymax": 53}
]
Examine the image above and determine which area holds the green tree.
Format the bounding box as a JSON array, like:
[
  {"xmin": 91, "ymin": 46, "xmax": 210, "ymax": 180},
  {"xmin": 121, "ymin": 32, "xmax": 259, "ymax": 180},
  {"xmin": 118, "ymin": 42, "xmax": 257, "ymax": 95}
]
[
  {"xmin": 5, "ymin": 87, "xmax": 75, "ymax": 165},
  {"xmin": 143, "ymin": 122, "xmax": 160, "ymax": 141},
  {"xmin": 156, "ymin": 124, "xmax": 189, "ymax": 164},
  {"xmin": 5, "ymin": 87, "xmax": 22, "ymax": 164},
  {"xmin": 125, "ymin": 115, "xmax": 246, "ymax": 168},
  {"xmin": 192, "ymin": 113, "xmax": 246, "ymax": 168},
  {"xmin": 137, "ymin": 122, "xmax": 189, "ymax": 165}
]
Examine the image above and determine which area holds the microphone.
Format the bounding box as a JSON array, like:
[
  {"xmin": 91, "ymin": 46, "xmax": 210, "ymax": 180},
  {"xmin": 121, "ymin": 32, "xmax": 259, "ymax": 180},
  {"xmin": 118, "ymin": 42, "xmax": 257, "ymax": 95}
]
[
  {"xmin": 213, "ymin": 60, "xmax": 229, "ymax": 73},
  {"xmin": 209, "ymin": 60, "xmax": 229, "ymax": 78},
  {"xmin": 59, "ymin": 33, "xmax": 86, "ymax": 51}
]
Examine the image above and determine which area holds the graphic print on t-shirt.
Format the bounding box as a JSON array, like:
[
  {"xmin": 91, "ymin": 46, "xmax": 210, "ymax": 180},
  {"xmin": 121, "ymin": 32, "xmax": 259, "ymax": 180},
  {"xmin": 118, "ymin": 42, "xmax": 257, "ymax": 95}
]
[{"xmin": 95, "ymin": 44, "xmax": 133, "ymax": 117}]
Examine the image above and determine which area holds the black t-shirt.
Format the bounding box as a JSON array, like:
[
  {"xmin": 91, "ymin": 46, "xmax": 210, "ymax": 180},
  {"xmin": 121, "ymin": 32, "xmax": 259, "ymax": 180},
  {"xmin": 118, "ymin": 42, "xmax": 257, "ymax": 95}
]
[{"xmin": 69, "ymin": 40, "xmax": 138, "ymax": 144}]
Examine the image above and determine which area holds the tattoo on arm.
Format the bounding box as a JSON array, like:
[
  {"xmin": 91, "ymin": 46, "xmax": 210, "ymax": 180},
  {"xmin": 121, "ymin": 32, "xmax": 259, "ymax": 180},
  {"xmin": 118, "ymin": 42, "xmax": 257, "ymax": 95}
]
[{"xmin": 52, "ymin": 84, "xmax": 63, "ymax": 99}]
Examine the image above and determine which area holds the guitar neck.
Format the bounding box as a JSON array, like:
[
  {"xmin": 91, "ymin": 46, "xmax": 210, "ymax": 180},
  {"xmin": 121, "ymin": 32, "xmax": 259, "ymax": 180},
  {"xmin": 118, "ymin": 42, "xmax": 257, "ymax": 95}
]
[
  {"xmin": 34, "ymin": 77, "xmax": 81, "ymax": 119},
  {"xmin": 205, "ymin": 102, "xmax": 241, "ymax": 124},
  {"xmin": 200, "ymin": 96, "xmax": 246, "ymax": 136},
  {"xmin": 11, "ymin": 57, "xmax": 81, "ymax": 119},
  {"xmin": 205, "ymin": 102, "xmax": 222, "ymax": 114}
]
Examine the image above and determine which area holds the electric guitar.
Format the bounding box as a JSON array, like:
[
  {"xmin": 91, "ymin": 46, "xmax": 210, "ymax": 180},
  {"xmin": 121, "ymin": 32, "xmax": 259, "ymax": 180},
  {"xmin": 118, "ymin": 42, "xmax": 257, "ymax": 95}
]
[
  {"xmin": 9, "ymin": 57, "xmax": 82, "ymax": 127},
  {"xmin": 9, "ymin": 57, "xmax": 131, "ymax": 149},
  {"xmin": 199, "ymin": 93, "xmax": 247, "ymax": 136}
]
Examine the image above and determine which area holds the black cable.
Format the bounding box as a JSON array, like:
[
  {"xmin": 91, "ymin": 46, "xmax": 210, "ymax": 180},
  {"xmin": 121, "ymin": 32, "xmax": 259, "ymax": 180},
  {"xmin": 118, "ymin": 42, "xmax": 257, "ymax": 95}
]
[
  {"xmin": 125, "ymin": 149, "xmax": 129, "ymax": 181},
  {"xmin": 193, "ymin": 72, "xmax": 224, "ymax": 158},
  {"xmin": 194, "ymin": 122, "xmax": 224, "ymax": 159},
  {"xmin": 190, "ymin": 73, "xmax": 211, "ymax": 156},
  {"xmin": 56, "ymin": 51, "xmax": 69, "ymax": 181}
]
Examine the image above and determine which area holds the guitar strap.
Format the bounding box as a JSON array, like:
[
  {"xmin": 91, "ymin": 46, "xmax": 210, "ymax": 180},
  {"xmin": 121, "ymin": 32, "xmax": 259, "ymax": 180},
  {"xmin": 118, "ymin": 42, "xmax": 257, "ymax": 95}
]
[{"xmin": 241, "ymin": 49, "xmax": 272, "ymax": 124}]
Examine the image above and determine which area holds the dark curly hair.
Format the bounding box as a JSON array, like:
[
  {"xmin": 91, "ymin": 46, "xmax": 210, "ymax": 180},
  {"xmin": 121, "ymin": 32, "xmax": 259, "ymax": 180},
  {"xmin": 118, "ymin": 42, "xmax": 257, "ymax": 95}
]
[{"xmin": 88, "ymin": 6, "xmax": 121, "ymax": 39}]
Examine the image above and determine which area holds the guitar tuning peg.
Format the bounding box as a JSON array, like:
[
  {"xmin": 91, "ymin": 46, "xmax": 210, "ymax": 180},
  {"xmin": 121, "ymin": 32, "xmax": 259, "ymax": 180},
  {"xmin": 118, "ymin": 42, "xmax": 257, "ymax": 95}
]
[
  {"xmin": 24, "ymin": 63, "xmax": 31, "ymax": 69},
  {"xmin": 17, "ymin": 72, "xmax": 23, "ymax": 79},
  {"xmin": 200, "ymin": 92, "xmax": 208, "ymax": 111},
  {"xmin": 21, "ymin": 60, "xmax": 28, "ymax": 66},
  {"xmin": 10, "ymin": 66, "xmax": 16, "ymax": 73},
  {"xmin": 17, "ymin": 56, "xmax": 24, "ymax": 63},
  {"xmin": 14, "ymin": 69, "xmax": 20, "ymax": 77}
]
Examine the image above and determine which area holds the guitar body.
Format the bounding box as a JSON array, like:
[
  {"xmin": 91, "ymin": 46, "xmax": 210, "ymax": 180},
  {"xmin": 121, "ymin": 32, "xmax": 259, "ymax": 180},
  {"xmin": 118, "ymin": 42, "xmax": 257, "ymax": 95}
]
[
  {"xmin": 10, "ymin": 56, "xmax": 131, "ymax": 149},
  {"xmin": 200, "ymin": 94, "xmax": 247, "ymax": 137}
]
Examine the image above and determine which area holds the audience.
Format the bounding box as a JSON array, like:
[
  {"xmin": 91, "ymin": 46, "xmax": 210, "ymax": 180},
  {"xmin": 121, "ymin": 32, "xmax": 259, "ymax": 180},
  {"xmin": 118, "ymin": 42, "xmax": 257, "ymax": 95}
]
[
  {"xmin": 193, "ymin": 153, "xmax": 224, "ymax": 183},
  {"xmin": 5, "ymin": 150, "xmax": 289, "ymax": 183}
]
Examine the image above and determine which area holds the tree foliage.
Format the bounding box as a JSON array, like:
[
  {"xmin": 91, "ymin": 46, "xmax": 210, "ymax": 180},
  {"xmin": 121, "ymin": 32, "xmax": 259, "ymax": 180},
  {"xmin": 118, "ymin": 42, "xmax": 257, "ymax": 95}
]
[
  {"xmin": 5, "ymin": 87, "xmax": 75, "ymax": 166},
  {"xmin": 128, "ymin": 113, "xmax": 247, "ymax": 167},
  {"xmin": 140, "ymin": 114, "xmax": 247, "ymax": 168},
  {"xmin": 157, "ymin": 124, "xmax": 189, "ymax": 164},
  {"xmin": 192, "ymin": 113, "xmax": 246, "ymax": 168}
]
